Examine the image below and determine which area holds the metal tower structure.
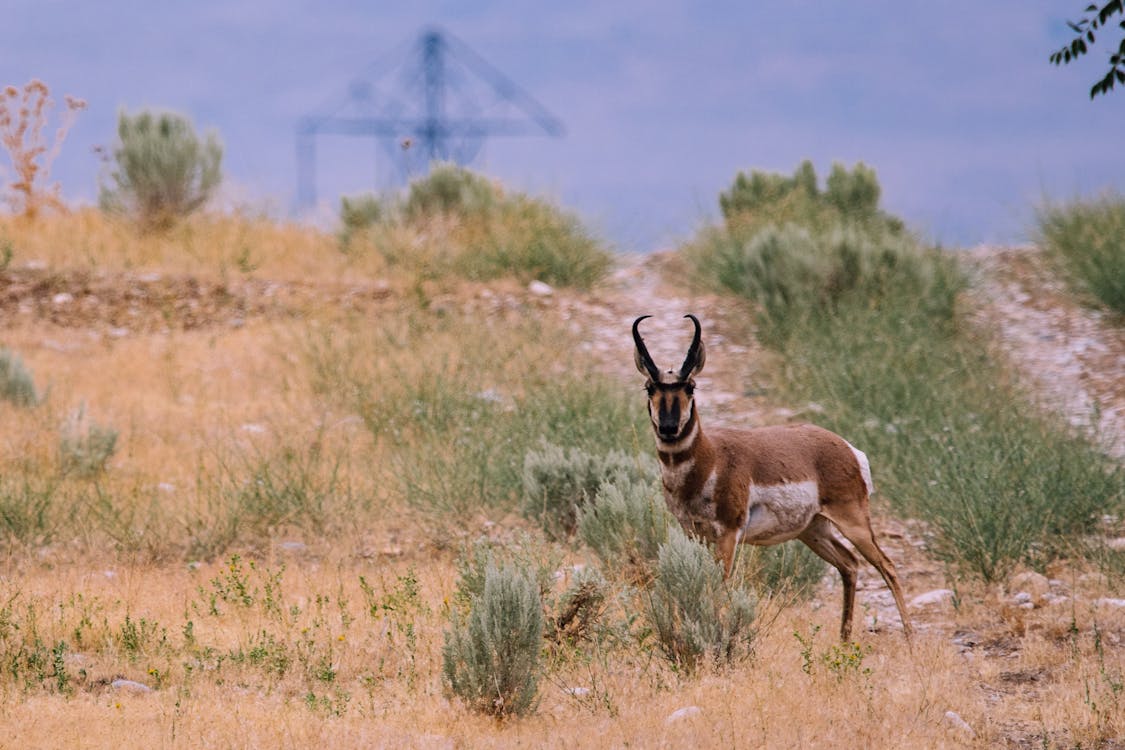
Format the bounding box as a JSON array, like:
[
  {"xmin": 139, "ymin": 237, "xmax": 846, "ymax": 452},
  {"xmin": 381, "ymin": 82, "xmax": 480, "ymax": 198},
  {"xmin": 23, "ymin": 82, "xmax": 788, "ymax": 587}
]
[{"xmin": 296, "ymin": 27, "xmax": 564, "ymax": 207}]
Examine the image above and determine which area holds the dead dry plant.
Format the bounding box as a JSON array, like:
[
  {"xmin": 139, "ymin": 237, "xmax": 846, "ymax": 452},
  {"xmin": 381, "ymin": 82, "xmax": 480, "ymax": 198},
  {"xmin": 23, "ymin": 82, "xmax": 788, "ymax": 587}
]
[{"xmin": 0, "ymin": 79, "xmax": 86, "ymax": 219}]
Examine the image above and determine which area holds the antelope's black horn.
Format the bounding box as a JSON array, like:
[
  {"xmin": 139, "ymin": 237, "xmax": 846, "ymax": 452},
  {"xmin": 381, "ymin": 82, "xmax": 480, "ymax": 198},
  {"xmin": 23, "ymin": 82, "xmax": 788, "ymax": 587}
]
[
  {"xmin": 632, "ymin": 315, "xmax": 661, "ymax": 381},
  {"xmin": 678, "ymin": 314, "xmax": 705, "ymax": 380}
]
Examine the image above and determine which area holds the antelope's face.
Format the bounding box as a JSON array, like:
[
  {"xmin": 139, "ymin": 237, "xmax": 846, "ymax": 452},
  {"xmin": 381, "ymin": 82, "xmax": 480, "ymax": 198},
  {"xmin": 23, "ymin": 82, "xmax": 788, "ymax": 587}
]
[
  {"xmin": 645, "ymin": 375, "xmax": 696, "ymax": 441},
  {"xmin": 633, "ymin": 314, "xmax": 707, "ymax": 444}
]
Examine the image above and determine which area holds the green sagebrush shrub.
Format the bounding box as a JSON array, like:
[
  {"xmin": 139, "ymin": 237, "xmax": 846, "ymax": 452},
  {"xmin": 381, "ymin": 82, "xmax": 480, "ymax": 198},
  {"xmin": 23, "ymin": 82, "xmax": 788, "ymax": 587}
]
[
  {"xmin": 719, "ymin": 160, "xmax": 903, "ymax": 234},
  {"xmin": 690, "ymin": 222, "xmax": 962, "ymax": 346},
  {"xmin": 523, "ymin": 442, "xmax": 655, "ymax": 540},
  {"xmin": 99, "ymin": 109, "xmax": 222, "ymax": 230},
  {"xmin": 442, "ymin": 560, "xmax": 543, "ymax": 717},
  {"xmin": 577, "ymin": 477, "xmax": 672, "ymax": 580},
  {"xmin": 338, "ymin": 163, "xmax": 613, "ymax": 289},
  {"xmin": 648, "ymin": 525, "xmax": 757, "ymax": 673},
  {"xmin": 404, "ymin": 162, "xmax": 497, "ymax": 219},
  {"xmin": 0, "ymin": 347, "xmax": 38, "ymax": 407}
]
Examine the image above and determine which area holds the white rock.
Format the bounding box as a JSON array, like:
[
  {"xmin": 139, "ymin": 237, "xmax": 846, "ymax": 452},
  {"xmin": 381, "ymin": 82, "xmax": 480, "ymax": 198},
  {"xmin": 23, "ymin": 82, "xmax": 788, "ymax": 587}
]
[
  {"xmin": 110, "ymin": 679, "xmax": 153, "ymax": 694},
  {"xmin": 278, "ymin": 541, "xmax": 307, "ymax": 553},
  {"xmin": 1106, "ymin": 537, "xmax": 1125, "ymax": 551},
  {"xmin": 528, "ymin": 280, "xmax": 554, "ymax": 296},
  {"xmin": 240, "ymin": 423, "xmax": 267, "ymax": 434},
  {"xmin": 1009, "ymin": 571, "xmax": 1050, "ymax": 599},
  {"xmin": 909, "ymin": 589, "xmax": 954, "ymax": 608},
  {"xmin": 943, "ymin": 710, "xmax": 974, "ymax": 735},
  {"xmin": 666, "ymin": 706, "xmax": 702, "ymax": 723},
  {"xmin": 1094, "ymin": 598, "xmax": 1125, "ymax": 608},
  {"xmin": 52, "ymin": 292, "xmax": 73, "ymax": 305},
  {"xmin": 564, "ymin": 687, "xmax": 590, "ymax": 697}
]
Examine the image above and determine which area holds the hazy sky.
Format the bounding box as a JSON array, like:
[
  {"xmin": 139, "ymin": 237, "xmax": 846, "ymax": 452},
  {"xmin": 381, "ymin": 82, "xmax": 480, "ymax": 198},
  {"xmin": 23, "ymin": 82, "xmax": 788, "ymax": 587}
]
[{"xmin": 4, "ymin": 1, "xmax": 1124, "ymax": 251}]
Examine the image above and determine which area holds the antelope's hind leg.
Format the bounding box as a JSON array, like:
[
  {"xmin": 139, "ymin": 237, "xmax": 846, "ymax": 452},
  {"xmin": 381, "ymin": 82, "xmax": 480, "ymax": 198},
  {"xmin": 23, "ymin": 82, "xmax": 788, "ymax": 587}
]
[
  {"xmin": 821, "ymin": 504, "xmax": 913, "ymax": 638},
  {"xmin": 797, "ymin": 515, "xmax": 860, "ymax": 642}
]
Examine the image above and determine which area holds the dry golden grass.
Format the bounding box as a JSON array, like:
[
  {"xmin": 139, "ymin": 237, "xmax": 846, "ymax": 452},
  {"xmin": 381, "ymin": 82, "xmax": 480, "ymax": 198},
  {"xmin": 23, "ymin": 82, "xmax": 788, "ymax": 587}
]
[
  {"xmin": 0, "ymin": 209, "xmax": 379, "ymax": 282},
  {"xmin": 1, "ymin": 213, "xmax": 1123, "ymax": 749},
  {"xmin": 2, "ymin": 554, "xmax": 1123, "ymax": 749}
]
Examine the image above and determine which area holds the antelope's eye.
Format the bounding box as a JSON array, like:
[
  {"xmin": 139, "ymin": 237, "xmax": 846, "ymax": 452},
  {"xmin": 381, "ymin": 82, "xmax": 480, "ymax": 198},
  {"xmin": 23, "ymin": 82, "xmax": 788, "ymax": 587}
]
[
  {"xmin": 684, "ymin": 384, "xmax": 695, "ymax": 397},
  {"xmin": 645, "ymin": 383, "xmax": 656, "ymax": 397}
]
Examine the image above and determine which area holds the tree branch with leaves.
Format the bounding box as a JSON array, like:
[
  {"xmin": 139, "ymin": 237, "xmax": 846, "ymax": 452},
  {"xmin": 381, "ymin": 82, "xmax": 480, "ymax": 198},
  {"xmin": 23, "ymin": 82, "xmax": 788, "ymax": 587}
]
[{"xmin": 1050, "ymin": 1, "xmax": 1125, "ymax": 98}]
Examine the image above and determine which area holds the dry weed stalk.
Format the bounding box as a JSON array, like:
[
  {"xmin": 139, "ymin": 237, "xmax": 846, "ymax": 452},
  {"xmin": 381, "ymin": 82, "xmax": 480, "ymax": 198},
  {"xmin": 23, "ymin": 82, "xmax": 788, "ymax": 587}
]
[{"xmin": 0, "ymin": 79, "xmax": 86, "ymax": 218}]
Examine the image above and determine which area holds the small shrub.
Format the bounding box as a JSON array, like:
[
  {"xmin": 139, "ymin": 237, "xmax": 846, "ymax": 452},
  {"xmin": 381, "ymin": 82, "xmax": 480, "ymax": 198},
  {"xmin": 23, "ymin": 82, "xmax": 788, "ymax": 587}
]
[
  {"xmin": 404, "ymin": 163, "xmax": 496, "ymax": 219},
  {"xmin": 647, "ymin": 526, "xmax": 756, "ymax": 673},
  {"xmin": 523, "ymin": 443, "xmax": 653, "ymax": 540},
  {"xmin": 338, "ymin": 193, "xmax": 385, "ymax": 249},
  {"xmin": 455, "ymin": 195, "xmax": 613, "ymax": 289},
  {"xmin": 0, "ymin": 347, "xmax": 39, "ymax": 407},
  {"xmin": 577, "ymin": 477, "xmax": 672, "ymax": 579},
  {"xmin": 442, "ymin": 561, "xmax": 543, "ymax": 717},
  {"xmin": 550, "ymin": 566, "xmax": 609, "ymax": 644},
  {"xmin": 99, "ymin": 109, "xmax": 222, "ymax": 231},
  {"xmin": 453, "ymin": 536, "xmax": 561, "ymax": 608},
  {"xmin": 718, "ymin": 160, "xmax": 902, "ymax": 235},
  {"xmin": 59, "ymin": 410, "xmax": 118, "ymax": 477},
  {"xmin": 343, "ymin": 165, "xmax": 613, "ymax": 288},
  {"xmin": 1037, "ymin": 194, "xmax": 1125, "ymax": 315}
]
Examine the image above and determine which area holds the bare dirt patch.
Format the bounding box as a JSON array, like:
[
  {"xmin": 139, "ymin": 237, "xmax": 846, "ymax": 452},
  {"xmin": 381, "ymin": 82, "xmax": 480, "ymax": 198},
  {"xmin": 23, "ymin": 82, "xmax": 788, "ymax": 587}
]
[{"xmin": 964, "ymin": 244, "xmax": 1125, "ymax": 459}]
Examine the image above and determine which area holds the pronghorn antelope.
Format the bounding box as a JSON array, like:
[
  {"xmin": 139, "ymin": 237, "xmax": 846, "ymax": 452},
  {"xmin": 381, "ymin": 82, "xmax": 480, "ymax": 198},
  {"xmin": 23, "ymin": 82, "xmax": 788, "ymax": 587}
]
[{"xmin": 633, "ymin": 313, "xmax": 912, "ymax": 641}]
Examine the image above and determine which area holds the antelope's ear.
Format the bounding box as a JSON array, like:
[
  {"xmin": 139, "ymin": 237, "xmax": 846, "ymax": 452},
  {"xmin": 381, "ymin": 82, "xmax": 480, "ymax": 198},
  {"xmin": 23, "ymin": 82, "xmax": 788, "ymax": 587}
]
[
  {"xmin": 632, "ymin": 315, "xmax": 661, "ymax": 380},
  {"xmin": 678, "ymin": 314, "xmax": 706, "ymax": 379}
]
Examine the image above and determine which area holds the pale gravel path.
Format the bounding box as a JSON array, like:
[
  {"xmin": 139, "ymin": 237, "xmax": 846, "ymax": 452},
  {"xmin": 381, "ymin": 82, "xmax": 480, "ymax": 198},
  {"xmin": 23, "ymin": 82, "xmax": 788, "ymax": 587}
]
[{"xmin": 964, "ymin": 245, "xmax": 1125, "ymax": 461}]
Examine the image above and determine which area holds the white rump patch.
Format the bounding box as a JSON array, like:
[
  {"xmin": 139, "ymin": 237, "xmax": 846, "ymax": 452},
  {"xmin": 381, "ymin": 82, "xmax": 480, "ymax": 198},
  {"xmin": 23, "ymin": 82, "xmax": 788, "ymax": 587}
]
[
  {"xmin": 846, "ymin": 441, "xmax": 874, "ymax": 496},
  {"xmin": 739, "ymin": 480, "xmax": 820, "ymax": 545}
]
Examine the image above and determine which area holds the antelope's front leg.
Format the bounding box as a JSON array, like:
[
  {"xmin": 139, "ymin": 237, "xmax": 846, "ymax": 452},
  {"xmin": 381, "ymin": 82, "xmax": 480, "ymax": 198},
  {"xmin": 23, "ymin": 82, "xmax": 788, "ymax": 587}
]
[{"xmin": 716, "ymin": 529, "xmax": 738, "ymax": 579}]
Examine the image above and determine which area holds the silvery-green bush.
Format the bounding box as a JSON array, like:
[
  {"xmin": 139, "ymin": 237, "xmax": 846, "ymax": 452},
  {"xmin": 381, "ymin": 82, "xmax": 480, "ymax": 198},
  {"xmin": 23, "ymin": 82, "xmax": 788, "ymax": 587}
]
[
  {"xmin": 442, "ymin": 561, "xmax": 543, "ymax": 717},
  {"xmin": 99, "ymin": 109, "xmax": 222, "ymax": 230},
  {"xmin": 648, "ymin": 526, "xmax": 757, "ymax": 673},
  {"xmin": 522, "ymin": 442, "xmax": 654, "ymax": 540},
  {"xmin": 0, "ymin": 347, "xmax": 38, "ymax": 407},
  {"xmin": 577, "ymin": 477, "xmax": 672, "ymax": 580}
]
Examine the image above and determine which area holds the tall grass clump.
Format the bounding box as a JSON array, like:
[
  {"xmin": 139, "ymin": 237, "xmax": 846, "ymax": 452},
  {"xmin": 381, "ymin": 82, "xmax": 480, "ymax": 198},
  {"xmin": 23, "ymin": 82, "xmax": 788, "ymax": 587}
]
[
  {"xmin": 522, "ymin": 443, "xmax": 654, "ymax": 540},
  {"xmin": 0, "ymin": 477, "xmax": 59, "ymax": 547},
  {"xmin": 1036, "ymin": 194, "xmax": 1125, "ymax": 315},
  {"xmin": 307, "ymin": 312, "xmax": 644, "ymax": 531},
  {"xmin": 0, "ymin": 347, "xmax": 39, "ymax": 407},
  {"xmin": 338, "ymin": 163, "xmax": 612, "ymax": 288},
  {"xmin": 647, "ymin": 525, "xmax": 756, "ymax": 673},
  {"xmin": 737, "ymin": 543, "xmax": 826, "ymax": 601},
  {"xmin": 442, "ymin": 560, "xmax": 544, "ymax": 717},
  {"xmin": 99, "ymin": 109, "xmax": 222, "ymax": 231},
  {"xmin": 685, "ymin": 161, "xmax": 1122, "ymax": 581}
]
